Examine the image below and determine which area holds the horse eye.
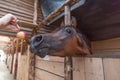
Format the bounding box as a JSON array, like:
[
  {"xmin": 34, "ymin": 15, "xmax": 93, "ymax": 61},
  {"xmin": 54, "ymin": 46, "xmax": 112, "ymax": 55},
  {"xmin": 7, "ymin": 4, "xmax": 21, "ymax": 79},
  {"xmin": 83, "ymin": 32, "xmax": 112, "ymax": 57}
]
[{"xmin": 66, "ymin": 28, "xmax": 72, "ymax": 34}]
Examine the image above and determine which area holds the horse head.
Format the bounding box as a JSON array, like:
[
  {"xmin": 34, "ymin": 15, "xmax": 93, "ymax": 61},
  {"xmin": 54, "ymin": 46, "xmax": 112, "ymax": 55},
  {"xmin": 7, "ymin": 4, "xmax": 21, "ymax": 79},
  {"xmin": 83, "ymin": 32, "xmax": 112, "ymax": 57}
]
[{"xmin": 30, "ymin": 17, "xmax": 91, "ymax": 58}]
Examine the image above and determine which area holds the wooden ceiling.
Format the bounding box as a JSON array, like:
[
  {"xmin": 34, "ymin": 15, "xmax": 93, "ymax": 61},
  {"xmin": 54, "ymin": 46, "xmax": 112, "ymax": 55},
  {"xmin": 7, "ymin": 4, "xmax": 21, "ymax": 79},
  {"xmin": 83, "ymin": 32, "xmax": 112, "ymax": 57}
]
[{"xmin": 72, "ymin": 0, "xmax": 120, "ymax": 41}]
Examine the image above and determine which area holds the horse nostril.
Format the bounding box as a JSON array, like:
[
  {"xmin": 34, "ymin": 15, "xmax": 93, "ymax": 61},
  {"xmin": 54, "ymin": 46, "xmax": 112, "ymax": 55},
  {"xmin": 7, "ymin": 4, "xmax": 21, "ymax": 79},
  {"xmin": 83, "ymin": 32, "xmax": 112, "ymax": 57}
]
[{"xmin": 35, "ymin": 35, "xmax": 42, "ymax": 42}]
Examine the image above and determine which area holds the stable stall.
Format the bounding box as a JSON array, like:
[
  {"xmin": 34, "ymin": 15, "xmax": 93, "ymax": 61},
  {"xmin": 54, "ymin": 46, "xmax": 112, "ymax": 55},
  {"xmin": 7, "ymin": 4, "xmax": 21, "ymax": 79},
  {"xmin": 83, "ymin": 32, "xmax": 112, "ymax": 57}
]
[{"xmin": 1, "ymin": 0, "xmax": 120, "ymax": 80}]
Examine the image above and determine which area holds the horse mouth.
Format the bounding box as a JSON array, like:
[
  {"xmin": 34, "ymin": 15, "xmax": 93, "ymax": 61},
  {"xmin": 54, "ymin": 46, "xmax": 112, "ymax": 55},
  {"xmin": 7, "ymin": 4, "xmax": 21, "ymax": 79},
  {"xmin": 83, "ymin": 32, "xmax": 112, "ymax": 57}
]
[
  {"xmin": 30, "ymin": 45, "xmax": 49, "ymax": 58},
  {"xmin": 38, "ymin": 47, "xmax": 49, "ymax": 58}
]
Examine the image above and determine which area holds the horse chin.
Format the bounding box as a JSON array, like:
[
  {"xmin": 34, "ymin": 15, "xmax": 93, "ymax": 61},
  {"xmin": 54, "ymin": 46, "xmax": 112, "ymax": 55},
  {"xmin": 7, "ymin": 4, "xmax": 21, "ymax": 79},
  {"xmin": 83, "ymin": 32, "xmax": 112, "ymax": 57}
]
[
  {"xmin": 36, "ymin": 48, "xmax": 49, "ymax": 58},
  {"xmin": 30, "ymin": 46, "xmax": 49, "ymax": 58}
]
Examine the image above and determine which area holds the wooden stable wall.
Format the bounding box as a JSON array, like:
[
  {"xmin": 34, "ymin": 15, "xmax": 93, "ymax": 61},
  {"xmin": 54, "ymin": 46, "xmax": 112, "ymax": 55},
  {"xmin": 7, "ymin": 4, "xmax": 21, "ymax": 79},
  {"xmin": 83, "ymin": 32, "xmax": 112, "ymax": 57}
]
[
  {"xmin": 34, "ymin": 57, "xmax": 120, "ymax": 80},
  {"xmin": 92, "ymin": 38, "xmax": 120, "ymax": 54},
  {"xmin": 7, "ymin": 52, "xmax": 120, "ymax": 80},
  {"xmin": 17, "ymin": 52, "xmax": 28, "ymax": 80},
  {"xmin": 0, "ymin": 0, "xmax": 34, "ymax": 22},
  {"xmin": 35, "ymin": 56, "xmax": 64, "ymax": 80},
  {"xmin": 6, "ymin": 46, "xmax": 31, "ymax": 80},
  {"xmin": 34, "ymin": 38, "xmax": 120, "ymax": 80},
  {"xmin": 6, "ymin": 38, "xmax": 120, "ymax": 80},
  {"xmin": 73, "ymin": 57, "xmax": 120, "ymax": 80}
]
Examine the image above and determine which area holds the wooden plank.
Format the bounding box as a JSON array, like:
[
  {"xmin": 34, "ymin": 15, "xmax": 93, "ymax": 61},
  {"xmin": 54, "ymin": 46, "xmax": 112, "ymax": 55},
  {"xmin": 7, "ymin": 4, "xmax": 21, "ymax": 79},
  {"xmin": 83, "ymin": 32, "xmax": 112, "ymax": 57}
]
[
  {"xmin": 0, "ymin": 10, "xmax": 33, "ymax": 22},
  {"xmin": 64, "ymin": 5, "xmax": 71, "ymax": 25},
  {"xmin": 20, "ymin": 55, "xmax": 28, "ymax": 80},
  {"xmin": 35, "ymin": 59, "xmax": 64, "ymax": 77},
  {"xmin": 75, "ymin": 53, "xmax": 120, "ymax": 58},
  {"xmin": 92, "ymin": 38, "xmax": 120, "ymax": 54},
  {"xmin": 27, "ymin": 1, "xmax": 38, "ymax": 80},
  {"xmin": 64, "ymin": 57, "xmax": 72, "ymax": 80},
  {"xmin": 33, "ymin": 0, "xmax": 38, "ymax": 24},
  {"xmin": 17, "ymin": 53, "xmax": 21, "ymax": 80},
  {"xmin": 16, "ymin": 53, "xmax": 28, "ymax": 80},
  {"xmin": 10, "ymin": 54, "xmax": 14, "ymax": 74},
  {"xmin": 14, "ymin": 39, "xmax": 19, "ymax": 79},
  {"xmin": 21, "ymin": 0, "xmax": 34, "ymax": 5},
  {"xmin": 0, "ymin": 29, "xmax": 31, "ymax": 38},
  {"xmin": 18, "ymin": 20, "xmax": 38, "ymax": 28},
  {"xmin": 84, "ymin": 58, "xmax": 104, "ymax": 80},
  {"xmin": 12, "ymin": 54, "xmax": 16, "ymax": 74},
  {"xmin": 0, "ymin": 2, "xmax": 33, "ymax": 16},
  {"xmin": 35, "ymin": 68, "xmax": 64, "ymax": 80},
  {"xmin": 27, "ymin": 46, "xmax": 35, "ymax": 80},
  {"xmin": 72, "ymin": 57, "xmax": 85, "ymax": 80},
  {"xmin": 36, "ymin": 55, "xmax": 64, "ymax": 63},
  {"xmin": 8, "ymin": 55, "xmax": 12, "ymax": 71},
  {"xmin": 103, "ymin": 58, "xmax": 120, "ymax": 80},
  {"xmin": 64, "ymin": 1, "xmax": 72, "ymax": 80},
  {"xmin": 4, "ymin": 0, "xmax": 34, "ymax": 10},
  {"xmin": 0, "ymin": 0, "xmax": 34, "ymax": 23}
]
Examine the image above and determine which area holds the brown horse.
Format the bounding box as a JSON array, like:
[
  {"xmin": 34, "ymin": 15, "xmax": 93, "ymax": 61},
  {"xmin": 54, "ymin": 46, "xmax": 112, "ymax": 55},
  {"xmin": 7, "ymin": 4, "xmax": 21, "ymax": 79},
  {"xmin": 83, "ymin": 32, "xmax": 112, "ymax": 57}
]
[{"xmin": 30, "ymin": 17, "xmax": 91, "ymax": 58}]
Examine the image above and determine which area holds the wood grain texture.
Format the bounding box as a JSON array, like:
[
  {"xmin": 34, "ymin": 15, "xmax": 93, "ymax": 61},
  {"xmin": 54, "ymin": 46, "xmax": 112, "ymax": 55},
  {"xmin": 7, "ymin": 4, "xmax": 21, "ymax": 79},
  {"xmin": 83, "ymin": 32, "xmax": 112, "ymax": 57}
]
[
  {"xmin": 0, "ymin": 0, "xmax": 34, "ymax": 22},
  {"xmin": 35, "ymin": 60, "xmax": 64, "ymax": 77},
  {"xmin": 12, "ymin": 54, "xmax": 16, "ymax": 74},
  {"xmin": 103, "ymin": 58, "xmax": 120, "ymax": 80},
  {"xmin": 17, "ymin": 53, "xmax": 21, "ymax": 80},
  {"xmin": 17, "ymin": 53, "xmax": 28, "ymax": 80},
  {"xmin": 91, "ymin": 38, "xmax": 120, "ymax": 54},
  {"xmin": 35, "ymin": 68, "xmax": 64, "ymax": 80},
  {"xmin": 35, "ymin": 56, "xmax": 64, "ymax": 80},
  {"xmin": 74, "ymin": 0, "xmax": 120, "ymax": 41},
  {"xmin": 84, "ymin": 58, "xmax": 104, "ymax": 80},
  {"xmin": 73, "ymin": 57, "xmax": 85, "ymax": 80},
  {"xmin": 27, "ymin": 46, "xmax": 35, "ymax": 80}
]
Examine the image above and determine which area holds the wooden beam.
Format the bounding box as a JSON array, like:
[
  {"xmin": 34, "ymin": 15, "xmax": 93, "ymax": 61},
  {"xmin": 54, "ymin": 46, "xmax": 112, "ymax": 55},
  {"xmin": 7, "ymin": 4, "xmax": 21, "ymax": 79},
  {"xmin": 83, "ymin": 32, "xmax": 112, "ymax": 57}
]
[
  {"xmin": 38, "ymin": 0, "xmax": 79, "ymax": 28},
  {"xmin": 64, "ymin": 5, "xmax": 71, "ymax": 25},
  {"xmin": 64, "ymin": 1, "xmax": 72, "ymax": 80},
  {"xmin": 0, "ymin": 30, "xmax": 31, "ymax": 38},
  {"xmin": 17, "ymin": 20, "xmax": 38, "ymax": 28},
  {"xmin": 33, "ymin": 0, "xmax": 38, "ymax": 24},
  {"xmin": 74, "ymin": 54, "xmax": 120, "ymax": 58},
  {"xmin": 48, "ymin": 0, "xmax": 85, "ymax": 25},
  {"xmin": 27, "ymin": 0, "xmax": 38, "ymax": 80},
  {"xmin": 0, "ymin": 30, "xmax": 16, "ymax": 37},
  {"xmin": 14, "ymin": 39, "xmax": 19, "ymax": 79},
  {"xmin": 64, "ymin": 57, "xmax": 73, "ymax": 80}
]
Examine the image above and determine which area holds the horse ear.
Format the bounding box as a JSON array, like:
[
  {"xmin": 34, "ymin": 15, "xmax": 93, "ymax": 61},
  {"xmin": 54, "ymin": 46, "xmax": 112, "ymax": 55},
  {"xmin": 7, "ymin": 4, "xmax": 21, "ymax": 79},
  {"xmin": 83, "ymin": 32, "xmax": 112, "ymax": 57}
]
[
  {"xmin": 60, "ymin": 16, "xmax": 77, "ymax": 27},
  {"xmin": 76, "ymin": 34, "xmax": 92, "ymax": 54},
  {"xmin": 71, "ymin": 16, "xmax": 77, "ymax": 29}
]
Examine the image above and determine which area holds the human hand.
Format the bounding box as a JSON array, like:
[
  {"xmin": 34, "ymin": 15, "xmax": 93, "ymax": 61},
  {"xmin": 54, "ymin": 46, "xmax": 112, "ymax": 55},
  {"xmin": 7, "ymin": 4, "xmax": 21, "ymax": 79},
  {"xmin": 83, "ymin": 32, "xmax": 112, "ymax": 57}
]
[{"xmin": 0, "ymin": 14, "xmax": 20, "ymax": 32}]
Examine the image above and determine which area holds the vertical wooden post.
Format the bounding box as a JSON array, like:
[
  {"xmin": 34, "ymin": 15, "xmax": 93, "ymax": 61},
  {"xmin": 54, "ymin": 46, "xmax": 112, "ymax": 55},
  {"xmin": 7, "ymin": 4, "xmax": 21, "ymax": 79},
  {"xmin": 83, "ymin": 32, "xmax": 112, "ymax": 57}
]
[
  {"xmin": 33, "ymin": 0, "xmax": 38, "ymax": 24},
  {"xmin": 10, "ymin": 40, "xmax": 15, "ymax": 74},
  {"xmin": 64, "ymin": 5, "xmax": 71, "ymax": 25},
  {"xmin": 14, "ymin": 38, "xmax": 19, "ymax": 79},
  {"xmin": 28, "ymin": 0, "xmax": 38, "ymax": 80},
  {"xmin": 64, "ymin": 0, "xmax": 73, "ymax": 80},
  {"xmin": 64, "ymin": 57, "xmax": 73, "ymax": 80},
  {"xmin": 20, "ymin": 39, "xmax": 24, "ymax": 55}
]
